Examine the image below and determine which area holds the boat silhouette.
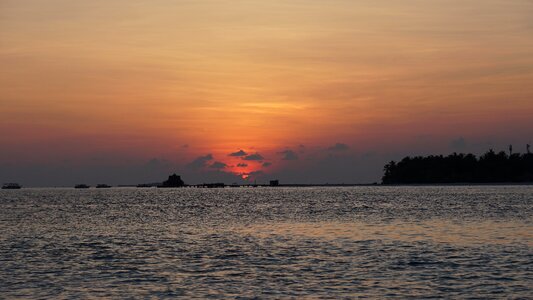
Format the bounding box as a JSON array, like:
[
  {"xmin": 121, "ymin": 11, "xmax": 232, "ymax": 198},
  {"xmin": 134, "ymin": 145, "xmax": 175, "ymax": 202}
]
[{"xmin": 2, "ymin": 183, "xmax": 22, "ymax": 189}]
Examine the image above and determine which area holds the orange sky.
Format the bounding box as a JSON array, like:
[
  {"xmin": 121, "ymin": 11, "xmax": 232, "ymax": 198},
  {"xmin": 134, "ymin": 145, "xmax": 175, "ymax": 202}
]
[{"xmin": 1, "ymin": 0, "xmax": 533, "ymax": 184}]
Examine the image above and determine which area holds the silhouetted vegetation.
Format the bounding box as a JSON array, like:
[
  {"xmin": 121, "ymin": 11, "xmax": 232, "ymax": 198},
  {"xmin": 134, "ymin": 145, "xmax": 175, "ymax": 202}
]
[{"xmin": 382, "ymin": 149, "xmax": 533, "ymax": 184}]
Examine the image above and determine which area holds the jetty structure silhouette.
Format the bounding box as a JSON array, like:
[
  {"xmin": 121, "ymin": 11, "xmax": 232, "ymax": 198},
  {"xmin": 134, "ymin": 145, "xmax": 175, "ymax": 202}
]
[
  {"xmin": 141, "ymin": 176, "xmax": 372, "ymax": 188},
  {"xmin": 133, "ymin": 174, "xmax": 284, "ymax": 188},
  {"xmin": 151, "ymin": 174, "xmax": 256, "ymax": 188}
]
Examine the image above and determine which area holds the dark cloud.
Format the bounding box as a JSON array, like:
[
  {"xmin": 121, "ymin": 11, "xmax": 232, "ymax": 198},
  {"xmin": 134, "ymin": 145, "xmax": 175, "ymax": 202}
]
[
  {"xmin": 243, "ymin": 153, "xmax": 264, "ymax": 161},
  {"xmin": 146, "ymin": 158, "xmax": 170, "ymax": 168},
  {"xmin": 278, "ymin": 149, "xmax": 298, "ymax": 160},
  {"xmin": 262, "ymin": 162, "xmax": 272, "ymax": 167},
  {"xmin": 246, "ymin": 170, "xmax": 266, "ymax": 180},
  {"xmin": 229, "ymin": 150, "xmax": 248, "ymax": 157},
  {"xmin": 450, "ymin": 137, "xmax": 467, "ymax": 151},
  {"xmin": 187, "ymin": 154, "xmax": 213, "ymax": 169},
  {"xmin": 186, "ymin": 169, "xmax": 245, "ymax": 185},
  {"xmin": 328, "ymin": 143, "xmax": 350, "ymax": 151},
  {"xmin": 267, "ymin": 152, "xmax": 386, "ymax": 184},
  {"xmin": 237, "ymin": 163, "xmax": 248, "ymax": 168},
  {"xmin": 209, "ymin": 161, "xmax": 227, "ymax": 169},
  {"xmin": 182, "ymin": 144, "xmax": 189, "ymax": 148},
  {"xmin": 298, "ymin": 144, "xmax": 306, "ymax": 153}
]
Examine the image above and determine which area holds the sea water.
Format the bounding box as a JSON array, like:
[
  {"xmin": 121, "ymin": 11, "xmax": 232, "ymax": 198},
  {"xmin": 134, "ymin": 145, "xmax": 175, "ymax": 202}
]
[{"xmin": 0, "ymin": 186, "xmax": 531, "ymax": 298}]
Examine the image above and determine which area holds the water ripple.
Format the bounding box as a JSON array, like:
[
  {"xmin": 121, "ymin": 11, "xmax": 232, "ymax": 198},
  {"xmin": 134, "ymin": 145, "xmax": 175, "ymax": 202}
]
[{"xmin": 0, "ymin": 186, "xmax": 531, "ymax": 298}]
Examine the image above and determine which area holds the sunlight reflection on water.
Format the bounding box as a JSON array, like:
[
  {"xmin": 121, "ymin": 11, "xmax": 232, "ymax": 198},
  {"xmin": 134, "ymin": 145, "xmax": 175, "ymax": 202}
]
[
  {"xmin": 230, "ymin": 220, "xmax": 532, "ymax": 247},
  {"xmin": 0, "ymin": 186, "xmax": 531, "ymax": 298}
]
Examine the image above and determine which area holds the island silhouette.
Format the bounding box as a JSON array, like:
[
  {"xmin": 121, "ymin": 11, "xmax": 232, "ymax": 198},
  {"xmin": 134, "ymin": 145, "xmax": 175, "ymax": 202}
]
[{"xmin": 382, "ymin": 147, "xmax": 533, "ymax": 184}]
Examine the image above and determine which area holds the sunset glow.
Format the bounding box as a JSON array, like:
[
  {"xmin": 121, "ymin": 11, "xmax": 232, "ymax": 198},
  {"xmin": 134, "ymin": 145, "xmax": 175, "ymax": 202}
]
[{"xmin": 1, "ymin": 0, "xmax": 533, "ymax": 185}]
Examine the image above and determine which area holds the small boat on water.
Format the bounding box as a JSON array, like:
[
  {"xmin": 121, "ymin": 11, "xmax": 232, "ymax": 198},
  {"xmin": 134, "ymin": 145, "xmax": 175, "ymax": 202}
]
[
  {"xmin": 75, "ymin": 184, "xmax": 90, "ymax": 189},
  {"xmin": 2, "ymin": 183, "xmax": 22, "ymax": 189},
  {"xmin": 96, "ymin": 184, "xmax": 112, "ymax": 188}
]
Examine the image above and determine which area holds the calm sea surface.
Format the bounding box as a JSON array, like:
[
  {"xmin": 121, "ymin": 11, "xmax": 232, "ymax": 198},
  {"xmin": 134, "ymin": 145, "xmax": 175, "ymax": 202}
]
[{"xmin": 0, "ymin": 186, "xmax": 531, "ymax": 298}]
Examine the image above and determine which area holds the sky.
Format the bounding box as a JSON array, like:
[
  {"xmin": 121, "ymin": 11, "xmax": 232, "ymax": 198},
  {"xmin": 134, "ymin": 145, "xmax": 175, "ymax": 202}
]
[{"xmin": 1, "ymin": 0, "xmax": 533, "ymax": 186}]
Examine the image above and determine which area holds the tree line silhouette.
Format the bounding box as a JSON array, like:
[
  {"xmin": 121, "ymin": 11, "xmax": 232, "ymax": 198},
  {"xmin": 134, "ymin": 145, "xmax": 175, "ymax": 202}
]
[{"xmin": 382, "ymin": 147, "xmax": 533, "ymax": 184}]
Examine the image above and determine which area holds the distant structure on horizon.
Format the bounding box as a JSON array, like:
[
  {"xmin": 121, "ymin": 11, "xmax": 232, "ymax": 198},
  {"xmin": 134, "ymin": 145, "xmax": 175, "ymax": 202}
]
[
  {"xmin": 382, "ymin": 147, "xmax": 533, "ymax": 184},
  {"xmin": 198, "ymin": 183, "xmax": 225, "ymax": 188},
  {"xmin": 270, "ymin": 180, "xmax": 279, "ymax": 186},
  {"xmin": 2, "ymin": 183, "xmax": 22, "ymax": 189},
  {"xmin": 158, "ymin": 174, "xmax": 185, "ymax": 188}
]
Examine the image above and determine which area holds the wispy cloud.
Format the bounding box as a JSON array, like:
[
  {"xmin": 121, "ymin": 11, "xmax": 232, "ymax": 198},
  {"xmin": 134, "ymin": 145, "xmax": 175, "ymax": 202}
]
[
  {"xmin": 209, "ymin": 161, "xmax": 227, "ymax": 169},
  {"xmin": 243, "ymin": 153, "xmax": 264, "ymax": 161},
  {"xmin": 328, "ymin": 143, "xmax": 350, "ymax": 151},
  {"xmin": 229, "ymin": 150, "xmax": 248, "ymax": 157},
  {"xmin": 187, "ymin": 154, "xmax": 213, "ymax": 169},
  {"xmin": 450, "ymin": 137, "xmax": 467, "ymax": 151},
  {"xmin": 278, "ymin": 149, "xmax": 298, "ymax": 160}
]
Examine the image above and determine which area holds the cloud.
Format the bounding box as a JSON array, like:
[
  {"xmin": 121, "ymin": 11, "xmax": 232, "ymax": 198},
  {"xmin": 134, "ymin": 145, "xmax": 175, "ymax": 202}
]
[
  {"xmin": 237, "ymin": 163, "xmax": 248, "ymax": 168},
  {"xmin": 229, "ymin": 150, "xmax": 248, "ymax": 157},
  {"xmin": 209, "ymin": 161, "xmax": 227, "ymax": 169},
  {"xmin": 246, "ymin": 170, "xmax": 266, "ymax": 180},
  {"xmin": 187, "ymin": 154, "xmax": 213, "ymax": 169},
  {"xmin": 185, "ymin": 169, "xmax": 245, "ymax": 185},
  {"xmin": 278, "ymin": 149, "xmax": 298, "ymax": 160},
  {"xmin": 243, "ymin": 153, "xmax": 264, "ymax": 161},
  {"xmin": 262, "ymin": 162, "xmax": 272, "ymax": 167},
  {"xmin": 266, "ymin": 152, "xmax": 385, "ymax": 184},
  {"xmin": 450, "ymin": 137, "xmax": 467, "ymax": 151},
  {"xmin": 328, "ymin": 143, "xmax": 350, "ymax": 151},
  {"xmin": 146, "ymin": 158, "xmax": 170, "ymax": 168}
]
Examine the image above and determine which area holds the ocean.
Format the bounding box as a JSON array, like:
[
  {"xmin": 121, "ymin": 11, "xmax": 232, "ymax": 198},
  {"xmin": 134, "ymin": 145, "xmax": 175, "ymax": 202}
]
[{"xmin": 0, "ymin": 186, "xmax": 531, "ymax": 298}]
